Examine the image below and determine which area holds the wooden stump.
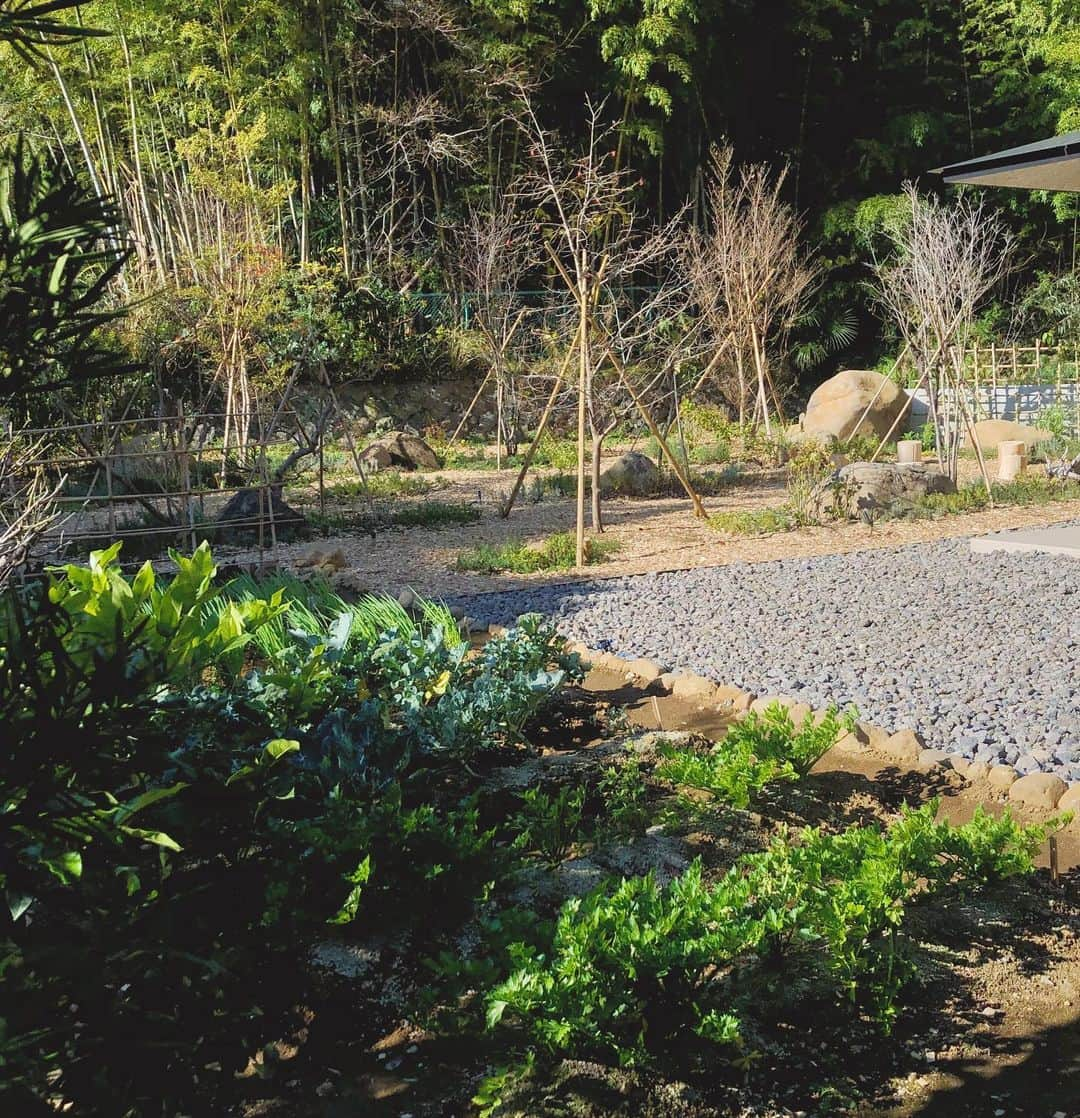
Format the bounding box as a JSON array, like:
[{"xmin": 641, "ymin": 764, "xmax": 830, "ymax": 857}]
[
  {"xmin": 997, "ymin": 439, "xmax": 1027, "ymax": 482},
  {"xmin": 897, "ymin": 439, "xmax": 923, "ymax": 464}
]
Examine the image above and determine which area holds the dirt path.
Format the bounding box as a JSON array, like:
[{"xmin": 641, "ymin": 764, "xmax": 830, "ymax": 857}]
[{"xmin": 221, "ymin": 463, "xmax": 1080, "ymax": 598}]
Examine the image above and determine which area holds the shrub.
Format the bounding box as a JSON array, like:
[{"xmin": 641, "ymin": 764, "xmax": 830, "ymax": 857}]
[{"xmin": 0, "ymin": 544, "xmax": 580, "ymax": 1111}]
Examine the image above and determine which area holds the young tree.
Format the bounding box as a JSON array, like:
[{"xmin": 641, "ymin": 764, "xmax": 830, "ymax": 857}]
[
  {"xmin": 519, "ymin": 96, "xmax": 702, "ymax": 555},
  {"xmin": 449, "ymin": 189, "xmax": 538, "ymax": 465},
  {"xmin": 871, "ymin": 182, "xmax": 1013, "ymax": 485},
  {"xmin": 683, "ymin": 146, "xmax": 818, "ymax": 430}
]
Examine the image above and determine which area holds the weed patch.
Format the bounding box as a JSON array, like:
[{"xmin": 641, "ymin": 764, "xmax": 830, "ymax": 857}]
[{"xmin": 455, "ymin": 531, "xmax": 620, "ymax": 574}]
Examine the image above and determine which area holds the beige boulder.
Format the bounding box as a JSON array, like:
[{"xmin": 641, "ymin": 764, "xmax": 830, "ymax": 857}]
[
  {"xmin": 1008, "ymin": 772, "xmax": 1068, "ymax": 810},
  {"xmin": 988, "ymin": 764, "xmax": 1018, "ymax": 791},
  {"xmin": 965, "ymin": 761, "xmax": 990, "ymax": 781},
  {"xmin": 964, "ymin": 419, "xmax": 1053, "ymax": 454},
  {"xmin": 802, "ymin": 370, "xmax": 908, "ymax": 441},
  {"xmin": 671, "ymin": 674, "xmax": 718, "ymax": 702},
  {"xmin": 749, "ymin": 694, "xmax": 800, "ymax": 716},
  {"xmin": 625, "ymin": 657, "xmax": 664, "ymax": 683},
  {"xmin": 1059, "ymin": 784, "xmax": 1080, "ymax": 813},
  {"xmin": 714, "ymin": 685, "xmax": 754, "ymax": 714},
  {"xmin": 880, "ymin": 728, "xmax": 924, "ymax": 764},
  {"xmin": 918, "ymin": 747, "xmax": 953, "ymax": 770}
]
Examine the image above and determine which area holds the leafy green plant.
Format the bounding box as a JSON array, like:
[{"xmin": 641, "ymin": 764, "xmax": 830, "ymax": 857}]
[
  {"xmin": 709, "ymin": 505, "xmax": 797, "ymax": 536},
  {"xmin": 326, "ymin": 472, "xmax": 446, "ymax": 499},
  {"xmin": 657, "ymin": 704, "xmax": 852, "ymax": 809},
  {"xmin": 597, "ymin": 761, "xmax": 650, "ymax": 840},
  {"xmin": 903, "ymin": 474, "xmax": 1080, "ymax": 519},
  {"xmin": 392, "ymin": 500, "xmax": 482, "ymax": 528},
  {"xmin": 510, "ymin": 784, "xmax": 587, "ymax": 866},
  {"xmin": 486, "ymin": 802, "xmax": 1057, "ymax": 1065},
  {"xmin": 1037, "ymin": 401, "xmax": 1070, "ymax": 440}
]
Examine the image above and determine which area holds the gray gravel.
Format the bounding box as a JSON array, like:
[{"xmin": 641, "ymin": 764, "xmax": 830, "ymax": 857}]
[{"xmin": 458, "ymin": 532, "xmax": 1080, "ymax": 782}]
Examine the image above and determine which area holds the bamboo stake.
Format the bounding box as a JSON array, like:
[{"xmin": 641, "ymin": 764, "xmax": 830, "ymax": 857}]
[
  {"xmin": 448, "ymin": 367, "xmax": 494, "ymax": 447},
  {"xmin": 576, "ymin": 248, "xmax": 589, "ymax": 568},
  {"xmin": 948, "ymin": 350, "xmax": 995, "ymax": 503}
]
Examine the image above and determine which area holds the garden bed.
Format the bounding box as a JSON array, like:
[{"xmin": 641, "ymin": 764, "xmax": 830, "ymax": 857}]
[
  {"xmin": 230, "ymin": 665, "xmax": 1080, "ymax": 1118},
  {"xmin": 6, "ymin": 546, "xmax": 1077, "ymax": 1118}
]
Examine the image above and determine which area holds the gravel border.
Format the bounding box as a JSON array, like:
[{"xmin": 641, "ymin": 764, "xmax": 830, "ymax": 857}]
[{"xmin": 457, "ymin": 531, "xmax": 1080, "ymax": 783}]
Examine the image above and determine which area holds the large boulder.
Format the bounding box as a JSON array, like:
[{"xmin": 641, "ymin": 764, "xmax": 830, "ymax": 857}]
[
  {"xmin": 810, "ymin": 461, "xmax": 955, "ymax": 519},
  {"xmin": 964, "ymin": 419, "xmax": 1053, "ymax": 453},
  {"xmin": 359, "ymin": 431, "xmax": 441, "ymax": 471},
  {"xmin": 802, "ymin": 370, "xmax": 908, "ymax": 442},
  {"xmin": 599, "ymin": 451, "xmax": 660, "ymax": 496}
]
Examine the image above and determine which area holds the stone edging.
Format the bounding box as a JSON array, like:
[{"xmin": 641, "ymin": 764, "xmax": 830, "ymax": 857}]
[{"xmin": 562, "ymin": 640, "xmax": 1080, "ymax": 818}]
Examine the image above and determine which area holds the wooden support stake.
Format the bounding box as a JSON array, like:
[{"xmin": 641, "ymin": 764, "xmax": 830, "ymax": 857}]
[
  {"xmin": 603, "ymin": 346, "xmax": 707, "ymax": 519},
  {"xmin": 576, "ymin": 249, "xmax": 589, "ymax": 569},
  {"xmin": 500, "ymin": 328, "xmax": 578, "ymax": 519}
]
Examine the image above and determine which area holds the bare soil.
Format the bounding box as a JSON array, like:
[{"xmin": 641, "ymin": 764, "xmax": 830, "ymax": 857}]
[
  {"xmin": 237, "ymin": 668, "xmax": 1080, "ymax": 1118},
  {"xmin": 218, "ymin": 459, "xmax": 1080, "ymax": 598}
]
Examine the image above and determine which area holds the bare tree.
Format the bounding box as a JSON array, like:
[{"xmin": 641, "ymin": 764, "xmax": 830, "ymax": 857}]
[
  {"xmin": 871, "ymin": 183, "xmax": 1013, "ymax": 485},
  {"xmin": 448, "ymin": 189, "xmax": 537, "ymax": 465},
  {"xmin": 684, "ymin": 146, "xmax": 818, "ymax": 430},
  {"xmin": 517, "ymin": 96, "xmax": 703, "ymax": 559}
]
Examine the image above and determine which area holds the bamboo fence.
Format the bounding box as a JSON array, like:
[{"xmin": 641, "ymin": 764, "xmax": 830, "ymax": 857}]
[
  {"xmin": 13, "ymin": 407, "xmax": 326, "ymax": 568},
  {"xmin": 935, "ymin": 341, "xmax": 1080, "ymax": 434}
]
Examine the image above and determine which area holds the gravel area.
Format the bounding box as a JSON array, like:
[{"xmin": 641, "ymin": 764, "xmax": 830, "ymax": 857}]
[{"xmin": 459, "ymin": 529, "xmax": 1080, "ymax": 782}]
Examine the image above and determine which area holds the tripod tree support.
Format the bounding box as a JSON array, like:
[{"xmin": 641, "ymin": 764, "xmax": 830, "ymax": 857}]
[
  {"xmin": 603, "ymin": 346, "xmax": 708, "ymax": 520},
  {"xmin": 499, "ymin": 325, "xmax": 579, "ymax": 519}
]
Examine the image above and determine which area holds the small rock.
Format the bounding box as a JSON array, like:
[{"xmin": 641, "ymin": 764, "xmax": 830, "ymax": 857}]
[
  {"xmin": 966, "ymin": 761, "xmax": 991, "ymax": 781},
  {"xmin": 397, "ymin": 588, "xmax": 416, "ymax": 610},
  {"xmin": 949, "ymin": 755, "xmax": 971, "ymax": 776}
]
